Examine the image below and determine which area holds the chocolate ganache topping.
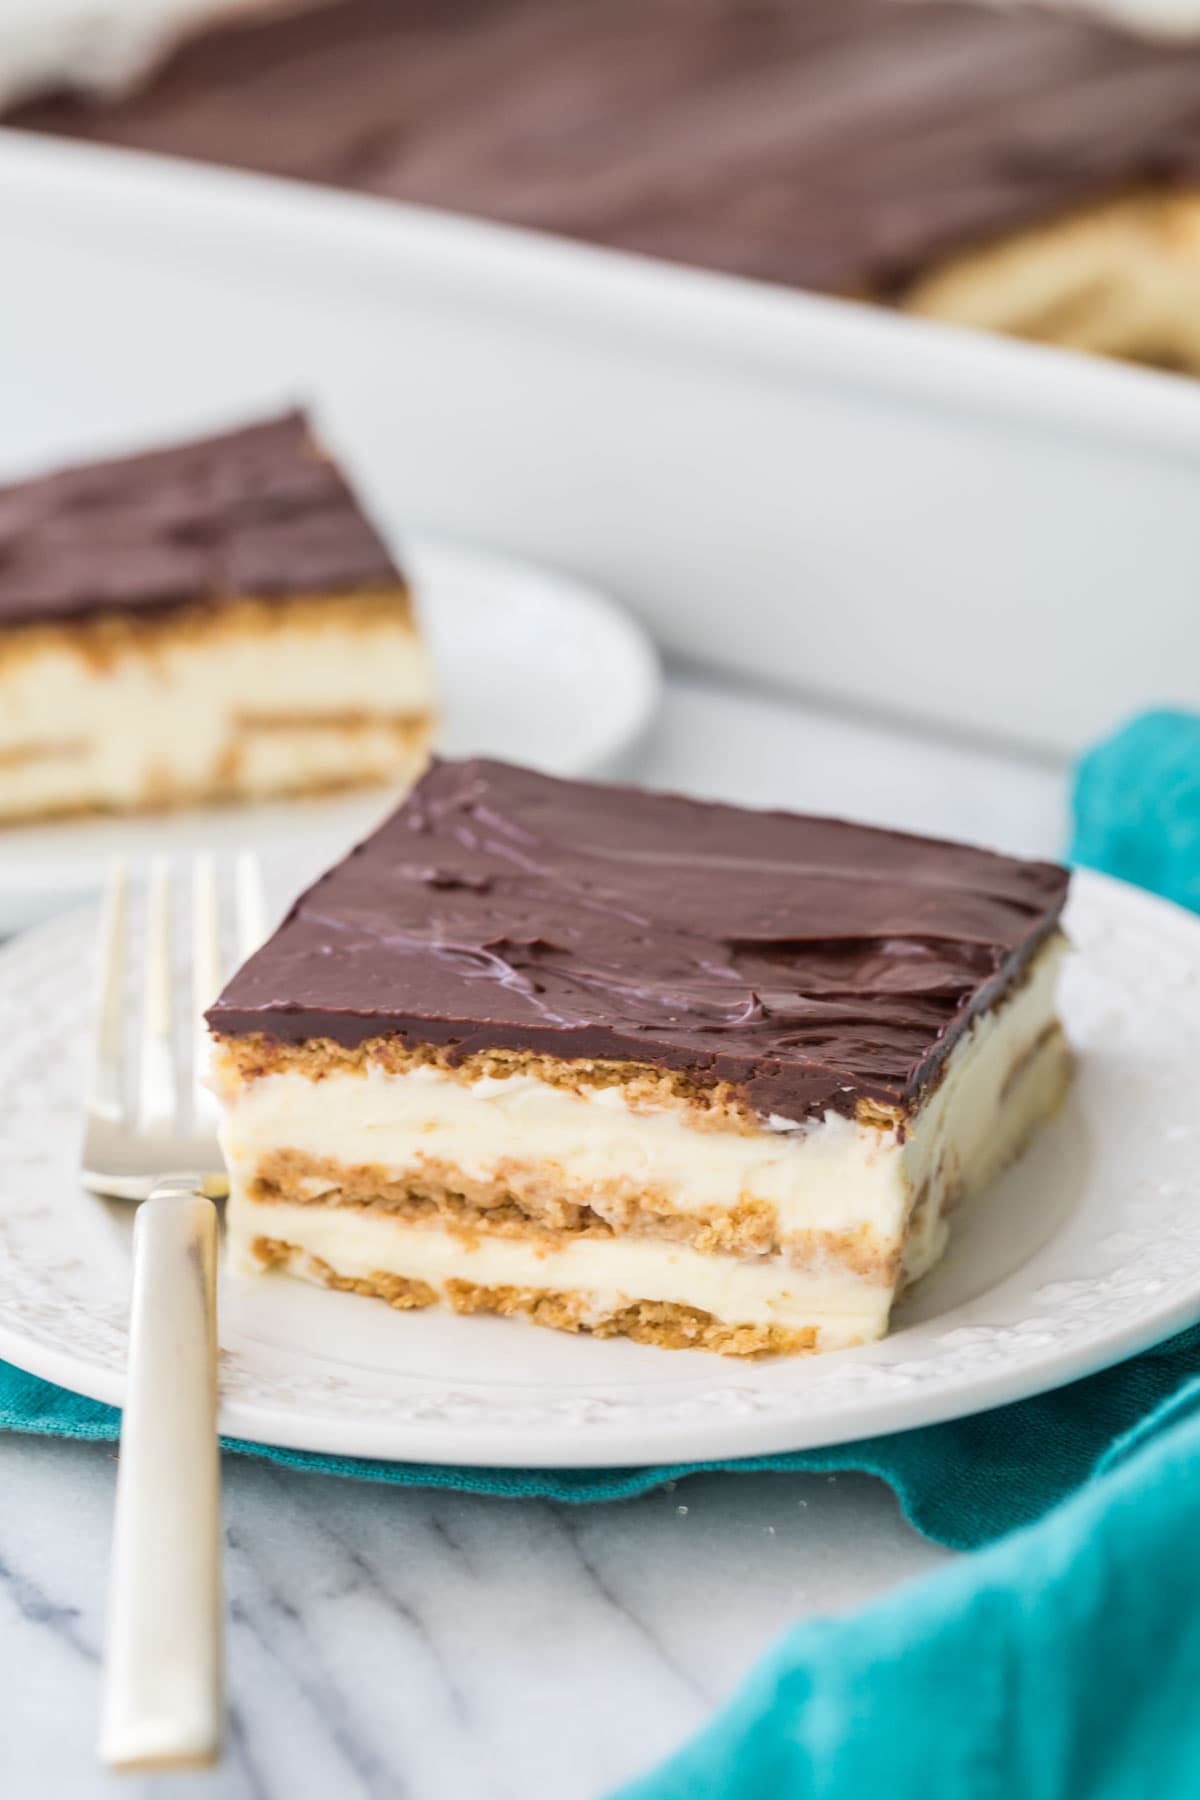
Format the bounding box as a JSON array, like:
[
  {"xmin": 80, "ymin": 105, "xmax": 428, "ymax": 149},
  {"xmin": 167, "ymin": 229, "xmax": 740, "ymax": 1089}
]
[
  {"xmin": 0, "ymin": 411, "xmax": 400, "ymax": 630},
  {"xmin": 11, "ymin": 0, "xmax": 1200, "ymax": 295},
  {"xmin": 209, "ymin": 758, "xmax": 1070, "ymax": 1124}
]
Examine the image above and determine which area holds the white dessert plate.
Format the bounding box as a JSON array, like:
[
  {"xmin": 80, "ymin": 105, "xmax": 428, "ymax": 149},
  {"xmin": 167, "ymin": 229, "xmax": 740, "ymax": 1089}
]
[
  {"xmin": 0, "ymin": 867, "xmax": 1198, "ymax": 1467},
  {"xmin": 0, "ymin": 536, "xmax": 660, "ymax": 934}
]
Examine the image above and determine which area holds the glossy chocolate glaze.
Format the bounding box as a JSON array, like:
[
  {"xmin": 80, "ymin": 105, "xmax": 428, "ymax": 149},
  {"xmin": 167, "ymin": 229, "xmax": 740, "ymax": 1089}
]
[
  {"xmin": 0, "ymin": 411, "xmax": 400, "ymax": 629},
  {"xmin": 11, "ymin": 0, "xmax": 1200, "ymax": 293},
  {"xmin": 209, "ymin": 758, "xmax": 1070, "ymax": 1123}
]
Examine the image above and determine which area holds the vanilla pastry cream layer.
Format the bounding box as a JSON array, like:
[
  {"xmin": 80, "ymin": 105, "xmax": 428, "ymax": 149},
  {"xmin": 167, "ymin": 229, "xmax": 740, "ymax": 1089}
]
[
  {"xmin": 0, "ymin": 597, "xmax": 434, "ymax": 818},
  {"xmin": 238, "ymin": 1204, "xmax": 891, "ymax": 1351},
  {"xmin": 218, "ymin": 938, "xmax": 1069, "ymax": 1355}
]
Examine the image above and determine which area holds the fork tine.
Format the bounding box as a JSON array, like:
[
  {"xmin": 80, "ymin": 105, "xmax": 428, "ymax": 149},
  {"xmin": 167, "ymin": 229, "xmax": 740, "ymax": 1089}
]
[
  {"xmin": 191, "ymin": 856, "xmax": 222, "ymax": 1130},
  {"xmin": 138, "ymin": 856, "xmax": 177, "ymax": 1136},
  {"xmin": 89, "ymin": 857, "xmax": 128, "ymax": 1125},
  {"xmin": 234, "ymin": 851, "xmax": 267, "ymax": 963}
]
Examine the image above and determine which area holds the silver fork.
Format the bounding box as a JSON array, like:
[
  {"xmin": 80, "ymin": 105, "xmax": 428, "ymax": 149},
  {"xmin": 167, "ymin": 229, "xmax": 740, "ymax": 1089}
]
[{"xmin": 84, "ymin": 852, "xmax": 265, "ymax": 1772}]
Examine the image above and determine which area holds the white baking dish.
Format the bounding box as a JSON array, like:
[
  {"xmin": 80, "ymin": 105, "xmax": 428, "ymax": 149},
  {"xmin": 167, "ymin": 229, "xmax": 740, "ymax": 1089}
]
[{"xmin": 2, "ymin": 128, "xmax": 1199, "ymax": 754}]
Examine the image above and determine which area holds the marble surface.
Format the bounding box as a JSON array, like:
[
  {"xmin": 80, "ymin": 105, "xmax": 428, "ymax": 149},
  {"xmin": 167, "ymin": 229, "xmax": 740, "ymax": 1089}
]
[
  {"xmin": 0, "ymin": 667, "xmax": 1066, "ymax": 1799},
  {"xmin": 0, "ymin": 1441, "xmax": 950, "ymax": 1800}
]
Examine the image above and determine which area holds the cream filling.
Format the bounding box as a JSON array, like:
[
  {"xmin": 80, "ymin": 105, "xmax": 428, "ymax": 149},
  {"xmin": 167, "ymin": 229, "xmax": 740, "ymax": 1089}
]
[
  {"xmin": 226, "ymin": 1197, "xmax": 893, "ymax": 1350},
  {"xmin": 0, "ymin": 616, "xmax": 433, "ymax": 813},
  {"xmin": 221, "ymin": 1068, "xmax": 907, "ymax": 1241},
  {"xmin": 225, "ymin": 1006, "xmax": 1066, "ymax": 1355},
  {"xmin": 219, "ymin": 939, "xmax": 1067, "ymax": 1343},
  {"xmin": 218, "ymin": 938, "xmax": 1064, "ymax": 1247}
]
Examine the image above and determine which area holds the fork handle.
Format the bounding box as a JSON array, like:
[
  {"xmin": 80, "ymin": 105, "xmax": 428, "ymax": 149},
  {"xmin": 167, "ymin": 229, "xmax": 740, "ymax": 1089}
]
[{"xmin": 99, "ymin": 1179, "xmax": 222, "ymax": 1771}]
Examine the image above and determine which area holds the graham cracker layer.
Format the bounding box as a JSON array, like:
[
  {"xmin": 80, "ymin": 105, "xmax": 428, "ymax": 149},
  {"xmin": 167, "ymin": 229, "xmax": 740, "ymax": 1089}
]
[
  {"xmin": 2, "ymin": 718, "xmax": 434, "ymax": 826},
  {"xmin": 247, "ymin": 1147, "xmax": 903, "ymax": 1277},
  {"xmin": 252, "ymin": 1146, "xmax": 774, "ymax": 1249},
  {"xmin": 0, "ymin": 738, "xmax": 85, "ymax": 770},
  {"xmin": 212, "ymin": 1035, "xmax": 903, "ymax": 1136},
  {"xmin": 0, "ymin": 586, "xmax": 417, "ymax": 674},
  {"xmin": 904, "ymin": 188, "xmax": 1200, "ymax": 372},
  {"xmin": 160, "ymin": 715, "xmax": 431, "ymax": 811},
  {"xmin": 252, "ymin": 1236, "xmax": 437, "ymax": 1307},
  {"xmin": 235, "ymin": 708, "xmax": 428, "ymax": 733},
  {"xmin": 248, "ymin": 1235, "xmax": 818, "ymax": 1357}
]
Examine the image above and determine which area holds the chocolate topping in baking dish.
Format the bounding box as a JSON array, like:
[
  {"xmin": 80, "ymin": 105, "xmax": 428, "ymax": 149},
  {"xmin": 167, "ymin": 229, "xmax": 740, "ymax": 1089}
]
[{"xmin": 12, "ymin": 0, "xmax": 1200, "ymax": 294}]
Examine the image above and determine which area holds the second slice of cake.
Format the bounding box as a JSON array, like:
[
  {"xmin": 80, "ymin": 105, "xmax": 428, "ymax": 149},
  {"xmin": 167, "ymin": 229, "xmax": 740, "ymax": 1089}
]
[
  {"xmin": 208, "ymin": 759, "xmax": 1072, "ymax": 1357},
  {"xmin": 0, "ymin": 410, "xmax": 434, "ymax": 821}
]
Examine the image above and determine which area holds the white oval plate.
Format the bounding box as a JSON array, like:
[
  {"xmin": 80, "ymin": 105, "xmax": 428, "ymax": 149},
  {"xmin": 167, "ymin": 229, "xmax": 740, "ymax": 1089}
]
[
  {"xmin": 0, "ymin": 869, "xmax": 1197, "ymax": 1469},
  {"xmin": 0, "ymin": 536, "xmax": 660, "ymax": 932}
]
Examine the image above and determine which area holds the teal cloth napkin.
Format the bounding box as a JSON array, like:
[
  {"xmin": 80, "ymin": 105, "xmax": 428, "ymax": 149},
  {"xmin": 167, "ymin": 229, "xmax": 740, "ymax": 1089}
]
[
  {"xmin": 618, "ymin": 1374, "xmax": 1200, "ymax": 1800},
  {"xmin": 1072, "ymin": 708, "xmax": 1200, "ymax": 914}
]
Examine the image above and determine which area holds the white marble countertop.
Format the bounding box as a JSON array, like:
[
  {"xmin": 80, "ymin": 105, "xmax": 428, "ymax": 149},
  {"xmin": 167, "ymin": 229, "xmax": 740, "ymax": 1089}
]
[{"xmin": 0, "ymin": 669, "xmax": 1067, "ymax": 1800}]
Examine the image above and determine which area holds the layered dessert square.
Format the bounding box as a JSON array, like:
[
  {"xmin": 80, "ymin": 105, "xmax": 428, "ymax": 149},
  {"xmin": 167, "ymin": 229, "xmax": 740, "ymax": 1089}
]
[
  {"xmin": 12, "ymin": 0, "xmax": 1200, "ymax": 372},
  {"xmin": 208, "ymin": 759, "xmax": 1072, "ymax": 1357},
  {"xmin": 0, "ymin": 411, "xmax": 434, "ymax": 821}
]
